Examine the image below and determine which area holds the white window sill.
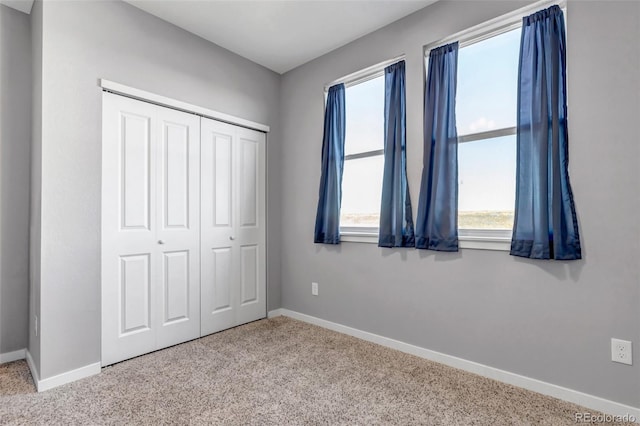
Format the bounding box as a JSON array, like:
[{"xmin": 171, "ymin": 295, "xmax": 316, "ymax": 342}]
[
  {"xmin": 340, "ymin": 231, "xmax": 379, "ymax": 244},
  {"xmin": 340, "ymin": 229, "xmax": 511, "ymax": 251}
]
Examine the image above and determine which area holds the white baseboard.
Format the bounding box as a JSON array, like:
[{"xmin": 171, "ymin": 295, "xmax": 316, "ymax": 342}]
[
  {"xmin": 25, "ymin": 349, "xmax": 40, "ymax": 387},
  {"xmin": 267, "ymin": 308, "xmax": 284, "ymax": 318},
  {"xmin": 25, "ymin": 350, "xmax": 100, "ymax": 392},
  {"xmin": 0, "ymin": 348, "xmax": 26, "ymax": 364},
  {"xmin": 268, "ymin": 308, "xmax": 640, "ymax": 420}
]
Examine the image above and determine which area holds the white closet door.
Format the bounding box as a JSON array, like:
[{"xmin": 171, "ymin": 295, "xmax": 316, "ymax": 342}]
[
  {"xmin": 200, "ymin": 118, "xmax": 266, "ymax": 335},
  {"xmin": 102, "ymin": 93, "xmax": 200, "ymax": 366},
  {"xmin": 155, "ymin": 107, "xmax": 201, "ymax": 349},
  {"xmin": 102, "ymin": 93, "xmax": 159, "ymax": 366},
  {"xmin": 234, "ymin": 127, "xmax": 266, "ymax": 325}
]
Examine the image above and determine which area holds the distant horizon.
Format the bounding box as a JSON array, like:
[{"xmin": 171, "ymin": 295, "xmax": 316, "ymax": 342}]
[{"xmin": 341, "ymin": 210, "xmax": 515, "ymax": 230}]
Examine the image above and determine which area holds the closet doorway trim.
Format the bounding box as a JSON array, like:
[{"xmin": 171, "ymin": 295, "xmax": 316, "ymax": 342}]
[{"xmin": 99, "ymin": 79, "xmax": 270, "ymax": 133}]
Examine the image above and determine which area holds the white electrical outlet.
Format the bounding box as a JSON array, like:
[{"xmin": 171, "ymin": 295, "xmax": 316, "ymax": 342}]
[
  {"xmin": 611, "ymin": 338, "xmax": 632, "ymax": 365},
  {"xmin": 311, "ymin": 282, "xmax": 319, "ymax": 296}
]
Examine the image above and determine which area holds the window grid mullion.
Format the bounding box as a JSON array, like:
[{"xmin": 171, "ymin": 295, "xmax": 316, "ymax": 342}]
[
  {"xmin": 457, "ymin": 126, "xmax": 517, "ymax": 144},
  {"xmin": 344, "ymin": 149, "xmax": 384, "ymax": 161}
]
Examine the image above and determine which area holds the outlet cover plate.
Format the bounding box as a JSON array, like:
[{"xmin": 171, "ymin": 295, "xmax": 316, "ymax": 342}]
[
  {"xmin": 611, "ymin": 338, "xmax": 632, "ymax": 365},
  {"xmin": 312, "ymin": 282, "xmax": 319, "ymax": 296}
]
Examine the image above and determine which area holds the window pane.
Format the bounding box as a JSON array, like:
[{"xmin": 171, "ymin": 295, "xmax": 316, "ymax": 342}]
[
  {"xmin": 456, "ymin": 28, "xmax": 521, "ymax": 135},
  {"xmin": 340, "ymin": 155, "xmax": 383, "ymax": 227},
  {"xmin": 344, "ymin": 75, "xmax": 384, "ymax": 156},
  {"xmin": 458, "ymin": 135, "xmax": 516, "ymax": 229}
]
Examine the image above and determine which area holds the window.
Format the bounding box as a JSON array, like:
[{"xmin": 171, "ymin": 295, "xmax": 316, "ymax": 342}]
[
  {"xmin": 444, "ymin": 1, "xmax": 566, "ymax": 252},
  {"xmin": 339, "ymin": 74, "xmax": 385, "ymax": 232},
  {"xmin": 332, "ymin": 2, "xmax": 565, "ymax": 249},
  {"xmin": 456, "ymin": 27, "xmax": 520, "ymax": 238}
]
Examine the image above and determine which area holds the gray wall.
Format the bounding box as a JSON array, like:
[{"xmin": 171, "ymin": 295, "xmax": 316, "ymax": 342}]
[
  {"xmin": 35, "ymin": 0, "xmax": 281, "ymax": 379},
  {"xmin": 0, "ymin": 4, "xmax": 31, "ymax": 356},
  {"xmin": 280, "ymin": 0, "xmax": 640, "ymax": 407}
]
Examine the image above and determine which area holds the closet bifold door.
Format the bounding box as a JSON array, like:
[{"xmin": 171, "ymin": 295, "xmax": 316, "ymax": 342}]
[
  {"xmin": 155, "ymin": 106, "xmax": 201, "ymax": 350},
  {"xmin": 200, "ymin": 117, "xmax": 266, "ymax": 336},
  {"xmin": 101, "ymin": 93, "xmax": 201, "ymax": 366}
]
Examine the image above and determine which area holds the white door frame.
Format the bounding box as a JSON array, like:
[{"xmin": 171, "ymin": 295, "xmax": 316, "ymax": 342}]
[
  {"xmin": 100, "ymin": 81, "xmax": 270, "ymax": 366},
  {"xmin": 99, "ymin": 80, "xmax": 270, "ymax": 133}
]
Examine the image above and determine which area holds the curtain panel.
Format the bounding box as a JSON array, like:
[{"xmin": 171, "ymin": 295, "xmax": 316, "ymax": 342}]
[
  {"xmin": 416, "ymin": 42, "xmax": 460, "ymax": 252},
  {"xmin": 379, "ymin": 60, "xmax": 416, "ymax": 247},
  {"xmin": 314, "ymin": 84, "xmax": 346, "ymax": 244},
  {"xmin": 511, "ymin": 5, "xmax": 581, "ymax": 260}
]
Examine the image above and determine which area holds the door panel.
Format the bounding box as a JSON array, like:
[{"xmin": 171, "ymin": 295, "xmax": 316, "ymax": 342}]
[
  {"xmin": 120, "ymin": 254, "xmax": 152, "ymax": 334},
  {"xmin": 240, "ymin": 245, "xmax": 258, "ymax": 305},
  {"xmin": 121, "ymin": 113, "xmax": 152, "ymax": 230},
  {"xmin": 235, "ymin": 127, "xmax": 266, "ymax": 325},
  {"xmin": 163, "ymin": 123, "xmax": 190, "ymax": 229},
  {"xmin": 239, "ymin": 137, "xmax": 258, "ymax": 227},
  {"xmin": 201, "ymin": 119, "xmax": 238, "ymax": 335},
  {"xmin": 201, "ymin": 118, "xmax": 266, "ymax": 335},
  {"xmin": 103, "ymin": 94, "xmax": 200, "ymax": 365},
  {"xmin": 213, "ymin": 134, "xmax": 233, "ymax": 227},
  {"xmin": 201, "ymin": 246, "xmax": 235, "ymax": 333},
  {"xmin": 210, "ymin": 247, "xmax": 232, "ymax": 312},
  {"xmin": 156, "ymin": 107, "xmax": 200, "ymax": 349},
  {"xmin": 102, "ymin": 93, "xmax": 158, "ymax": 366},
  {"xmin": 202, "ymin": 125, "xmax": 234, "ymax": 238},
  {"xmin": 162, "ymin": 251, "xmax": 190, "ymax": 324}
]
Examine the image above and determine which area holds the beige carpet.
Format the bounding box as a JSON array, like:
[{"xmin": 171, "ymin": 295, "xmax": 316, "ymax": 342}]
[{"xmin": 0, "ymin": 317, "xmax": 627, "ymax": 425}]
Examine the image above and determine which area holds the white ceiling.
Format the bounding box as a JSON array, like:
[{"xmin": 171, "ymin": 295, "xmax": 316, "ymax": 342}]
[
  {"xmin": 124, "ymin": 0, "xmax": 436, "ymax": 74},
  {"xmin": 0, "ymin": 0, "xmax": 34, "ymax": 14},
  {"xmin": 1, "ymin": 0, "xmax": 435, "ymax": 73}
]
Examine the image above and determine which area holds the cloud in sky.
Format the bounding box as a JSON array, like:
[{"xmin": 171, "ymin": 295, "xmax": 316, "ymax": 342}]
[{"xmin": 468, "ymin": 117, "xmax": 496, "ymax": 133}]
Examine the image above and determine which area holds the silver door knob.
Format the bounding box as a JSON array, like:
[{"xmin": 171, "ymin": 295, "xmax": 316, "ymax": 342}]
[
  {"xmin": 229, "ymin": 236, "xmax": 235, "ymax": 241},
  {"xmin": 158, "ymin": 240, "xmax": 165, "ymax": 245}
]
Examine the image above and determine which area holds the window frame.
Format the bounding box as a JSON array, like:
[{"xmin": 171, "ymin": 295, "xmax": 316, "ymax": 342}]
[
  {"xmin": 330, "ymin": 0, "xmax": 567, "ymax": 250},
  {"xmin": 420, "ymin": 0, "xmax": 567, "ymax": 251},
  {"xmin": 457, "ymin": 127, "xmax": 517, "ymax": 244},
  {"xmin": 425, "ymin": 19, "xmax": 522, "ymax": 250},
  {"xmin": 323, "ymin": 56, "xmax": 404, "ymax": 239}
]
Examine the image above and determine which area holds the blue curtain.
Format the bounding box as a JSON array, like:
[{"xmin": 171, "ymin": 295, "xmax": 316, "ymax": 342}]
[
  {"xmin": 415, "ymin": 42, "xmax": 459, "ymax": 252},
  {"xmin": 511, "ymin": 6, "xmax": 581, "ymax": 260},
  {"xmin": 379, "ymin": 61, "xmax": 415, "ymax": 248},
  {"xmin": 314, "ymin": 84, "xmax": 346, "ymax": 244}
]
